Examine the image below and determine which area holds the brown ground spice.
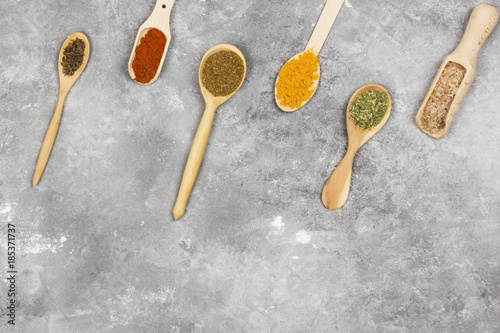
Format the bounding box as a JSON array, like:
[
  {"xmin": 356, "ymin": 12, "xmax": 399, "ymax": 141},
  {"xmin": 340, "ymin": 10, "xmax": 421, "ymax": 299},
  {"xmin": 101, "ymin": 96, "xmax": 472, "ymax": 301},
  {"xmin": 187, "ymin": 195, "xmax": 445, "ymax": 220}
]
[{"xmin": 201, "ymin": 51, "xmax": 244, "ymax": 97}]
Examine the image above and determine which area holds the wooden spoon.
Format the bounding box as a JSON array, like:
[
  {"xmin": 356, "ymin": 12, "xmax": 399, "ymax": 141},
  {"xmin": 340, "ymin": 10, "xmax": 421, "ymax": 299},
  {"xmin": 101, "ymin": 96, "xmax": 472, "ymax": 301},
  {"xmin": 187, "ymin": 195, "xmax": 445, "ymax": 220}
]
[
  {"xmin": 172, "ymin": 44, "xmax": 247, "ymax": 221},
  {"xmin": 415, "ymin": 4, "xmax": 498, "ymax": 139},
  {"xmin": 127, "ymin": 0, "xmax": 176, "ymax": 85},
  {"xmin": 32, "ymin": 32, "xmax": 90, "ymax": 187},
  {"xmin": 322, "ymin": 84, "xmax": 392, "ymax": 210},
  {"xmin": 275, "ymin": 0, "xmax": 344, "ymax": 112}
]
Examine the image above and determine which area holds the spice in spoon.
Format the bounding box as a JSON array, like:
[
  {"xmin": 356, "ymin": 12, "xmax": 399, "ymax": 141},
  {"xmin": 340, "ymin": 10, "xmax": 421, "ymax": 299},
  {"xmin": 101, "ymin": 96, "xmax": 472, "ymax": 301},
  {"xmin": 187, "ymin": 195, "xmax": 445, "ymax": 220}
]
[
  {"xmin": 349, "ymin": 90, "xmax": 389, "ymax": 131},
  {"xmin": 61, "ymin": 37, "xmax": 86, "ymax": 76},
  {"xmin": 275, "ymin": 49, "xmax": 319, "ymax": 109},
  {"xmin": 132, "ymin": 28, "xmax": 167, "ymax": 84},
  {"xmin": 201, "ymin": 50, "xmax": 245, "ymax": 96},
  {"xmin": 420, "ymin": 61, "xmax": 466, "ymax": 134}
]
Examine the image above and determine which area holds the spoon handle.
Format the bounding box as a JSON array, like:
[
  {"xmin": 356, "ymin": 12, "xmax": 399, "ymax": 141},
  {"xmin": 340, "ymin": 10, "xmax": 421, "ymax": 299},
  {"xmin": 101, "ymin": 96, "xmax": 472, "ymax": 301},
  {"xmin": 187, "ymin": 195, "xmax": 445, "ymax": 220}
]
[
  {"xmin": 173, "ymin": 103, "xmax": 217, "ymax": 221},
  {"xmin": 32, "ymin": 91, "xmax": 68, "ymax": 187},
  {"xmin": 451, "ymin": 4, "xmax": 498, "ymax": 67},
  {"xmin": 144, "ymin": 0, "xmax": 176, "ymax": 32},
  {"xmin": 305, "ymin": 0, "xmax": 345, "ymax": 54},
  {"xmin": 322, "ymin": 147, "xmax": 356, "ymax": 210}
]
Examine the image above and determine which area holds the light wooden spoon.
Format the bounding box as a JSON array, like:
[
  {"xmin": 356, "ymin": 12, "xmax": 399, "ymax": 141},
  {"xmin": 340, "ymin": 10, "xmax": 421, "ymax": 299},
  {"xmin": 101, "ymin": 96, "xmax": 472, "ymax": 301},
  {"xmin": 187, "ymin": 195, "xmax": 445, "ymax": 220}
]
[
  {"xmin": 172, "ymin": 44, "xmax": 247, "ymax": 221},
  {"xmin": 275, "ymin": 0, "xmax": 344, "ymax": 112},
  {"xmin": 127, "ymin": 0, "xmax": 175, "ymax": 85},
  {"xmin": 32, "ymin": 32, "xmax": 90, "ymax": 187},
  {"xmin": 322, "ymin": 84, "xmax": 391, "ymax": 210},
  {"xmin": 415, "ymin": 3, "xmax": 498, "ymax": 139}
]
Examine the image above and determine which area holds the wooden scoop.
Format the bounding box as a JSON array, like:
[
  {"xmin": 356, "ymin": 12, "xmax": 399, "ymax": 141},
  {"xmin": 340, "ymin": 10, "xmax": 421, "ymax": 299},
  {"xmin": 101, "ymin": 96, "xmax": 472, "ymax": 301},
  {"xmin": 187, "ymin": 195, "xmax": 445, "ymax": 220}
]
[
  {"xmin": 32, "ymin": 32, "xmax": 90, "ymax": 187},
  {"xmin": 127, "ymin": 0, "xmax": 175, "ymax": 85},
  {"xmin": 172, "ymin": 44, "xmax": 247, "ymax": 221},
  {"xmin": 275, "ymin": 0, "xmax": 345, "ymax": 112},
  {"xmin": 416, "ymin": 3, "xmax": 498, "ymax": 139},
  {"xmin": 322, "ymin": 84, "xmax": 391, "ymax": 210}
]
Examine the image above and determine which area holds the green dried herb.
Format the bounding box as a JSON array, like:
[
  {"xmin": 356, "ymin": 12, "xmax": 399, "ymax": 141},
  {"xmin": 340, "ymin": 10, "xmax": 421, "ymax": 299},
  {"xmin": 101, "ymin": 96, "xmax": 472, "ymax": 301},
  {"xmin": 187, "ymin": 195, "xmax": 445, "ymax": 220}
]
[
  {"xmin": 201, "ymin": 50, "xmax": 244, "ymax": 97},
  {"xmin": 349, "ymin": 90, "xmax": 389, "ymax": 130},
  {"xmin": 61, "ymin": 37, "xmax": 85, "ymax": 76}
]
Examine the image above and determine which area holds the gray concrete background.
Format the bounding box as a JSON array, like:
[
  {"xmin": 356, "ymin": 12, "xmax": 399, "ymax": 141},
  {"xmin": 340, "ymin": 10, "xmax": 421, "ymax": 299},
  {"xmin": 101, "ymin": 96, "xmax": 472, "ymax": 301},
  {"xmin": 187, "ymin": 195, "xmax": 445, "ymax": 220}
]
[{"xmin": 1, "ymin": 0, "xmax": 500, "ymax": 332}]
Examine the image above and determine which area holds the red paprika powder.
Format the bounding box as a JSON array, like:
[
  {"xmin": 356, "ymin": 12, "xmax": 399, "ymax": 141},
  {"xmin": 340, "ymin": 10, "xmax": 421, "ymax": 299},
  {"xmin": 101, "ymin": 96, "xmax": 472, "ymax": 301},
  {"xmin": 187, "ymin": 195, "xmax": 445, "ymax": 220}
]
[{"xmin": 132, "ymin": 28, "xmax": 167, "ymax": 84}]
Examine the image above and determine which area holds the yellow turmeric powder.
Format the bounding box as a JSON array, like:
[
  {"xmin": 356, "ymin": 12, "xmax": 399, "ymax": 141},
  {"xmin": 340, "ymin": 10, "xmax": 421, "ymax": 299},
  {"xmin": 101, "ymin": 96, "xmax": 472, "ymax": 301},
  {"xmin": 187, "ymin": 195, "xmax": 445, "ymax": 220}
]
[{"xmin": 275, "ymin": 49, "xmax": 320, "ymax": 109}]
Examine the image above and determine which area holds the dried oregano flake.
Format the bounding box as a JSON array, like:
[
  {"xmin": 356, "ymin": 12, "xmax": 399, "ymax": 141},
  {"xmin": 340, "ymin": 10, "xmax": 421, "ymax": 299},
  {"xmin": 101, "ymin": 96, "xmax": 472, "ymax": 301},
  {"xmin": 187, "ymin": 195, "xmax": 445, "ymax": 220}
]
[{"xmin": 349, "ymin": 90, "xmax": 389, "ymax": 131}]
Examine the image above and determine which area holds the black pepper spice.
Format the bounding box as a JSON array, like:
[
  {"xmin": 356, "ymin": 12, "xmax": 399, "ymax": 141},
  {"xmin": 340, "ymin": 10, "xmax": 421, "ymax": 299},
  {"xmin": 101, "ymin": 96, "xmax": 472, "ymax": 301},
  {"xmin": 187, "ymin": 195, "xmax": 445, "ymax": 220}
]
[{"xmin": 201, "ymin": 50, "xmax": 244, "ymax": 97}]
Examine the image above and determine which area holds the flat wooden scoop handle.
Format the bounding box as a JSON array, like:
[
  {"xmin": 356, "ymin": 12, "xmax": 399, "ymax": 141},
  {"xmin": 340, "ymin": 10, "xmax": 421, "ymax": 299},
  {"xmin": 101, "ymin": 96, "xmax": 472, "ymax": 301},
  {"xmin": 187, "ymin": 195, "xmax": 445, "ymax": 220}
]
[
  {"xmin": 32, "ymin": 91, "xmax": 68, "ymax": 187},
  {"xmin": 305, "ymin": 0, "xmax": 345, "ymax": 54},
  {"xmin": 453, "ymin": 3, "xmax": 499, "ymax": 66},
  {"xmin": 145, "ymin": 0, "xmax": 176, "ymax": 32},
  {"xmin": 322, "ymin": 147, "xmax": 356, "ymax": 210},
  {"xmin": 173, "ymin": 103, "xmax": 217, "ymax": 221}
]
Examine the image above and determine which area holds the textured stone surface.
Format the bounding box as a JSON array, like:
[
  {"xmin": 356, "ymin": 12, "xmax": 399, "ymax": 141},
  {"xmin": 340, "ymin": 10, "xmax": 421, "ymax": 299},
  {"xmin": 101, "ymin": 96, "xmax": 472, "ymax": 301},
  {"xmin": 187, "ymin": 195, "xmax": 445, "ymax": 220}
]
[{"xmin": 1, "ymin": 0, "xmax": 500, "ymax": 332}]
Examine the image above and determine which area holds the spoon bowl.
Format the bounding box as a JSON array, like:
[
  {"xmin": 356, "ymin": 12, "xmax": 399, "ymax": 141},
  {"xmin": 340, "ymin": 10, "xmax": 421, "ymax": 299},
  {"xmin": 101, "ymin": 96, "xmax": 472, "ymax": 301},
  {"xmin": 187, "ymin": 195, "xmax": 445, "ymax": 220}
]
[
  {"xmin": 199, "ymin": 44, "xmax": 247, "ymax": 107},
  {"xmin": 58, "ymin": 32, "xmax": 90, "ymax": 89},
  {"xmin": 127, "ymin": 0, "xmax": 175, "ymax": 85},
  {"xmin": 275, "ymin": 0, "xmax": 344, "ymax": 112},
  {"xmin": 275, "ymin": 52, "xmax": 320, "ymax": 112},
  {"xmin": 345, "ymin": 84, "xmax": 392, "ymax": 145},
  {"xmin": 322, "ymin": 84, "xmax": 391, "ymax": 210},
  {"xmin": 33, "ymin": 32, "xmax": 90, "ymax": 186},
  {"xmin": 173, "ymin": 44, "xmax": 246, "ymax": 221}
]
